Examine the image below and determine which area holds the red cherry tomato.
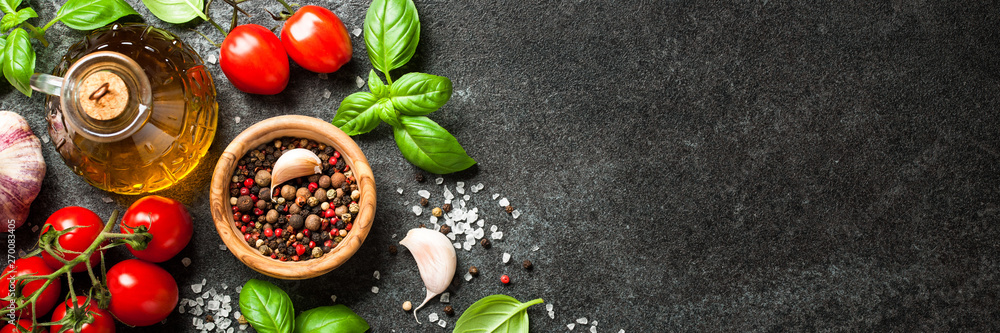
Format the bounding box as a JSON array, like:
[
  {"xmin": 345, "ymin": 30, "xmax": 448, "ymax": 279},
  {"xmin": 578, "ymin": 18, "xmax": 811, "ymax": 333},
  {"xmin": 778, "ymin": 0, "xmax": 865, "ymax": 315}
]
[
  {"xmin": 106, "ymin": 259, "xmax": 178, "ymax": 327},
  {"xmin": 40, "ymin": 206, "xmax": 104, "ymax": 273},
  {"xmin": 121, "ymin": 195, "xmax": 193, "ymax": 263},
  {"xmin": 1, "ymin": 319, "xmax": 46, "ymax": 333},
  {"xmin": 0, "ymin": 257, "xmax": 61, "ymax": 318},
  {"xmin": 49, "ymin": 296, "xmax": 114, "ymax": 333},
  {"xmin": 221, "ymin": 24, "xmax": 289, "ymax": 95},
  {"xmin": 280, "ymin": 5, "xmax": 352, "ymax": 73}
]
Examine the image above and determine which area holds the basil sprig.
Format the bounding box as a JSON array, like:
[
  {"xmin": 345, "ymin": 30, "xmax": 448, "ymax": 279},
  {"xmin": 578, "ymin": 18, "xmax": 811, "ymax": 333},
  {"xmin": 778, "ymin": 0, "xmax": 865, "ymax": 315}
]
[
  {"xmin": 293, "ymin": 305, "xmax": 370, "ymax": 333},
  {"xmin": 0, "ymin": 0, "xmax": 139, "ymax": 96},
  {"xmin": 239, "ymin": 279, "xmax": 296, "ymax": 333},
  {"xmin": 332, "ymin": 0, "xmax": 476, "ymax": 174},
  {"xmin": 453, "ymin": 295, "xmax": 544, "ymax": 333}
]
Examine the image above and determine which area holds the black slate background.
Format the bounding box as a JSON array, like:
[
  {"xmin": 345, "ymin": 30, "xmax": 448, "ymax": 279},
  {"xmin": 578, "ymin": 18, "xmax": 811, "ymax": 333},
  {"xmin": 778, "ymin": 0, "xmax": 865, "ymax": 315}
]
[{"xmin": 4, "ymin": 0, "xmax": 1000, "ymax": 331}]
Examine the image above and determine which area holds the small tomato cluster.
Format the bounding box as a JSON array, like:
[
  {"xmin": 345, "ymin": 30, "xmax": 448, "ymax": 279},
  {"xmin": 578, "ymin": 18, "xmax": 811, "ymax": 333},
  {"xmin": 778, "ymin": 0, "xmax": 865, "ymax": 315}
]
[
  {"xmin": 0, "ymin": 195, "xmax": 194, "ymax": 332},
  {"xmin": 220, "ymin": 5, "xmax": 353, "ymax": 95}
]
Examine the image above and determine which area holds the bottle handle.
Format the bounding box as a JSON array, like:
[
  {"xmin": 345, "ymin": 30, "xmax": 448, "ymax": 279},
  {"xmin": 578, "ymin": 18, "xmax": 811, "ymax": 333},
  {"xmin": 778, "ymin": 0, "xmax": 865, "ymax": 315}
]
[{"xmin": 30, "ymin": 73, "xmax": 63, "ymax": 97}]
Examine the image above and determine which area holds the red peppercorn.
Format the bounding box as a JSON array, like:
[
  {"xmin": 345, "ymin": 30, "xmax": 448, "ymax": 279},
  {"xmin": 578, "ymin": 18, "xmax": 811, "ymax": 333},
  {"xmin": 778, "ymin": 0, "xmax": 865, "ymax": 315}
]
[
  {"xmin": 240, "ymin": 226, "xmax": 247, "ymax": 233},
  {"xmin": 344, "ymin": 165, "xmax": 350, "ymax": 172},
  {"xmin": 345, "ymin": 223, "xmax": 352, "ymax": 231},
  {"xmin": 235, "ymin": 221, "xmax": 243, "ymax": 228},
  {"xmin": 233, "ymin": 212, "xmax": 242, "ymax": 221},
  {"xmin": 244, "ymin": 178, "xmax": 254, "ymax": 188},
  {"xmin": 244, "ymin": 233, "xmax": 251, "ymax": 241},
  {"xmin": 232, "ymin": 205, "xmax": 239, "ymax": 213},
  {"xmin": 241, "ymin": 214, "xmax": 251, "ymax": 223},
  {"xmin": 292, "ymin": 255, "xmax": 299, "ymax": 261},
  {"xmin": 333, "ymin": 151, "xmax": 340, "ymax": 159},
  {"xmin": 274, "ymin": 188, "xmax": 282, "ymax": 198},
  {"xmin": 264, "ymin": 228, "xmax": 274, "ymax": 238},
  {"xmin": 254, "ymin": 208, "xmax": 264, "ymax": 216},
  {"xmin": 324, "ymin": 240, "xmax": 333, "ymax": 247},
  {"xmin": 321, "ymin": 221, "xmax": 329, "ymax": 230},
  {"xmin": 324, "ymin": 209, "xmax": 336, "ymax": 218},
  {"xmin": 328, "ymin": 156, "xmax": 337, "ymax": 165},
  {"xmin": 303, "ymin": 229, "xmax": 310, "ymax": 238},
  {"xmin": 309, "ymin": 241, "xmax": 316, "ymax": 248},
  {"xmin": 275, "ymin": 228, "xmax": 282, "ymax": 238},
  {"xmin": 280, "ymin": 257, "xmax": 287, "ymax": 262},
  {"xmin": 240, "ymin": 187, "xmax": 250, "ymax": 196},
  {"xmin": 330, "ymin": 229, "xmax": 338, "ymax": 238},
  {"xmin": 271, "ymin": 254, "xmax": 277, "ymax": 259},
  {"xmin": 308, "ymin": 182, "xmax": 318, "ymax": 192},
  {"xmin": 250, "ymin": 194, "xmax": 258, "ymax": 202},
  {"xmin": 248, "ymin": 222, "xmax": 255, "ymax": 228},
  {"xmin": 295, "ymin": 244, "xmax": 306, "ymax": 256},
  {"xmin": 500, "ymin": 275, "xmax": 510, "ymax": 284}
]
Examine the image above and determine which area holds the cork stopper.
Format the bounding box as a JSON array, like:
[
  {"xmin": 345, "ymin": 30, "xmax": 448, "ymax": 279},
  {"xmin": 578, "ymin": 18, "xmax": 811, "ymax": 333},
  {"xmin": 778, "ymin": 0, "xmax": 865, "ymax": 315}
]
[{"xmin": 77, "ymin": 71, "xmax": 128, "ymax": 120}]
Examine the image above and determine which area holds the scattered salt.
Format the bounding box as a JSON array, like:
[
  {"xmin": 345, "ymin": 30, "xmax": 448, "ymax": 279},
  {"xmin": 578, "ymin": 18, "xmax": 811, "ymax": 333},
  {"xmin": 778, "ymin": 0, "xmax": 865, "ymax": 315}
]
[
  {"xmin": 192, "ymin": 284, "xmax": 203, "ymax": 293},
  {"xmin": 418, "ymin": 190, "xmax": 431, "ymax": 198},
  {"xmin": 463, "ymin": 242, "xmax": 472, "ymax": 251},
  {"xmin": 472, "ymin": 183, "xmax": 484, "ymax": 193},
  {"xmin": 234, "ymin": 116, "xmax": 241, "ymax": 124},
  {"xmin": 374, "ymin": 271, "xmax": 380, "ymax": 280},
  {"xmin": 205, "ymin": 322, "xmax": 215, "ymax": 330},
  {"xmin": 532, "ymin": 245, "xmax": 540, "ymax": 251},
  {"xmin": 397, "ymin": 187, "xmax": 404, "ymax": 194},
  {"xmin": 548, "ymin": 310, "xmax": 554, "ymax": 319},
  {"xmin": 178, "ymin": 304, "xmax": 186, "ymax": 314},
  {"xmin": 546, "ymin": 304, "xmax": 554, "ymax": 311},
  {"xmin": 568, "ymin": 323, "xmax": 576, "ymax": 330},
  {"xmin": 492, "ymin": 193, "xmax": 500, "ymax": 200},
  {"xmin": 234, "ymin": 311, "xmax": 241, "ymax": 319},
  {"xmin": 456, "ymin": 186, "xmax": 465, "ymax": 195},
  {"xmin": 456, "ymin": 181, "xmax": 464, "ymax": 188},
  {"xmin": 430, "ymin": 216, "xmax": 438, "ymax": 224},
  {"xmin": 101, "ymin": 196, "xmax": 113, "ymax": 203},
  {"xmin": 352, "ymin": 27, "xmax": 362, "ymax": 37},
  {"xmin": 463, "ymin": 194, "xmax": 471, "ymax": 201},
  {"xmin": 490, "ymin": 225, "xmax": 498, "ymax": 232},
  {"xmin": 618, "ymin": 330, "xmax": 625, "ymax": 333},
  {"xmin": 512, "ymin": 210, "xmax": 521, "ymax": 219},
  {"xmin": 412, "ymin": 206, "xmax": 423, "ymax": 216},
  {"xmin": 440, "ymin": 292, "xmax": 450, "ymax": 303},
  {"xmin": 330, "ymin": 295, "xmax": 337, "ymax": 303},
  {"xmin": 206, "ymin": 54, "xmax": 217, "ymax": 64},
  {"xmin": 435, "ymin": 177, "xmax": 444, "ymax": 184},
  {"xmin": 592, "ymin": 320, "xmax": 598, "ymax": 326},
  {"xmin": 499, "ymin": 198, "xmax": 510, "ymax": 206},
  {"xmin": 323, "ymin": 89, "xmax": 331, "ymax": 99},
  {"xmin": 219, "ymin": 244, "xmax": 227, "ymax": 251},
  {"xmin": 207, "ymin": 301, "xmax": 220, "ymax": 311},
  {"xmin": 491, "ymin": 231, "xmax": 503, "ymax": 240},
  {"xmin": 428, "ymin": 313, "xmax": 439, "ymax": 322},
  {"xmin": 371, "ymin": 286, "xmax": 379, "ymax": 294},
  {"xmin": 41, "ymin": 135, "xmax": 50, "ymax": 144},
  {"xmin": 443, "ymin": 187, "xmax": 454, "ymax": 200},
  {"xmin": 590, "ymin": 326, "xmax": 597, "ymax": 333},
  {"xmin": 454, "ymin": 242, "xmax": 462, "ymax": 249},
  {"xmin": 473, "ymin": 228, "xmax": 485, "ymax": 239},
  {"xmin": 437, "ymin": 319, "xmax": 447, "ymax": 328},
  {"xmin": 182, "ymin": 257, "xmax": 192, "ymax": 267},
  {"xmin": 502, "ymin": 252, "xmax": 511, "ymax": 263},
  {"xmin": 577, "ymin": 317, "xmax": 588, "ymax": 324},
  {"xmin": 447, "ymin": 233, "xmax": 456, "ymax": 241},
  {"xmin": 463, "ymin": 272, "xmax": 473, "ymax": 281},
  {"xmin": 355, "ymin": 76, "xmax": 365, "ymax": 88},
  {"xmin": 477, "ymin": 220, "xmax": 485, "ymax": 227}
]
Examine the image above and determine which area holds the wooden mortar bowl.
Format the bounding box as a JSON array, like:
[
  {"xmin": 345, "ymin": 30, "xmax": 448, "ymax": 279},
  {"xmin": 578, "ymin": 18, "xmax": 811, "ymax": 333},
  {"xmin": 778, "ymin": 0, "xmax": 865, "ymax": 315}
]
[{"xmin": 209, "ymin": 115, "xmax": 376, "ymax": 280}]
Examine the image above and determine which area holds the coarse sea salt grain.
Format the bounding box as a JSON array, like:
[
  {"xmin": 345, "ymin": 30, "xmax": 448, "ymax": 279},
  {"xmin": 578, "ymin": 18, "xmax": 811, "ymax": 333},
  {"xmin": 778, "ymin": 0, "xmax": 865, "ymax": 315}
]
[
  {"xmin": 547, "ymin": 304, "xmax": 554, "ymax": 311},
  {"xmin": 323, "ymin": 89, "xmax": 331, "ymax": 99},
  {"xmin": 437, "ymin": 319, "xmax": 447, "ymax": 328},
  {"xmin": 512, "ymin": 210, "xmax": 521, "ymax": 219},
  {"xmin": 435, "ymin": 177, "xmax": 444, "ymax": 184},
  {"xmin": 491, "ymin": 225, "xmax": 498, "ymax": 232},
  {"xmin": 206, "ymin": 54, "xmax": 217, "ymax": 64},
  {"xmin": 477, "ymin": 219, "xmax": 485, "ymax": 227},
  {"xmin": 418, "ymin": 190, "xmax": 431, "ymax": 198},
  {"xmin": 330, "ymin": 295, "xmax": 337, "ymax": 303},
  {"xmin": 430, "ymin": 216, "xmax": 439, "ymax": 224},
  {"xmin": 352, "ymin": 27, "xmax": 362, "ymax": 37},
  {"xmin": 532, "ymin": 245, "xmax": 540, "ymax": 251},
  {"xmin": 219, "ymin": 244, "xmax": 227, "ymax": 251},
  {"xmin": 101, "ymin": 196, "xmax": 113, "ymax": 203},
  {"xmin": 397, "ymin": 187, "xmax": 404, "ymax": 194},
  {"xmin": 577, "ymin": 317, "xmax": 588, "ymax": 324},
  {"xmin": 412, "ymin": 206, "xmax": 423, "ymax": 216},
  {"xmin": 371, "ymin": 286, "xmax": 379, "ymax": 294},
  {"xmin": 192, "ymin": 284, "xmax": 203, "ymax": 293},
  {"xmin": 443, "ymin": 187, "xmax": 454, "ymax": 200},
  {"xmin": 590, "ymin": 326, "xmax": 597, "ymax": 333},
  {"xmin": 464, "ymin": 272, "xmax": 473, "ymax": 281},
  {"xmin": 568, "ymin": 323, "xmax": 576, "ymax": 330},
  {"xmin": 234, "ymin": 116, "xmax": 241, "ymax": 124},
  {"xmin": 456, "ymin": 186, "xmax": 465, "ymax": 195},
  {"xmin": 464, "ymin": 194, "xmax": 471, "ymax": 201},
  {"xmin": 182, "ymin": 257, "xmax": 192, "ymax": 267},
  {"xmin": 355, "ymin": 76, "xmax": 365, "ymax": 88},
  {"xmin": 592, "ymin": 320, "xmax": 598, "ymax": 326},
  {"xmin": 498, "ymin": 198, "xmax": 510, "ymax": 206},
  {"xmin": 440, "ymin": 292, "xmax": 450, "ymax": 303},
  {"xmin": 618, "ymin": 330, "xmax": 625, "ymax": 333},
  {"xmin": 463, "ymin": 242, "xmax": 472, "ymax": 251},
  {"xmin": 548, "ymin": 310, "xmax": 554, "ymax": 319},
  {"xmin": 428, "ymin": 313, "xmax": 439, "ymax": 322},
  {"xmin": 453, "ymin": 242, "xmax": 461, "ymax": 249},
  {"xmin": 374, "ymin": 271, "xmax": 380, "ymax": 280},
  {"xmin": 492, "ymin": 193, "xmax": 500, "ymax": 200},
  {"xmin": 502, "ymin": 252, "xmax": 511, "ymax": 263},
  {"xmin": 491, "ymin": 231, "xmax": 503, "ymax": 240},
  {"xmin": 447, "ymin": 233, "xmax": 456, "ymax": 241}
]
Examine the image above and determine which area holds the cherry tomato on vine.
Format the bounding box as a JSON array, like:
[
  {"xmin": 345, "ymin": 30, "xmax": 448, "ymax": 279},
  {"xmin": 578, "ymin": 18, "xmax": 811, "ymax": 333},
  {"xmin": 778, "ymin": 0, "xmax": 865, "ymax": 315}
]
[
  {"xmin": 280, "ymin": 5, "xmax": 353, "ymax": 73},
  {"xmin": 0, "ymin": 257, "xmax": 61, "ymax": 318},
  {"xmin": 221, "ymin": 24, "xmax": 290, "ymax": 95},
  {"xmin": 49, "ymin": 296, "xmax": 114, "ymax": 333},
  {"xmin": 121, "ymin": 195, "xmax": 193, "ymax": 263},
  {"xmin": 0, "ymin": 319, "xmax": 46, "ymax": 333},
  {"xmin": 40, "ymin": 206, "xmax": 104, "ymax": 273},
  {"xmin": 106, "ymin": 259, "xmax": 178, "ymax": 327}
]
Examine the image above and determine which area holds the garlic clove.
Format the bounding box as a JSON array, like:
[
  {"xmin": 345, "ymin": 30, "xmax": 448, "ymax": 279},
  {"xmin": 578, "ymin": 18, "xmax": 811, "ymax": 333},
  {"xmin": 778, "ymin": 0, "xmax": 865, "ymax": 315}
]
[
  {"xmin": 0, "ymin": 111, "xmax": 45, "ymax": 229},
  {"xmin": 269, "ymin": 148, "xmax": 323, "ymax": 196},
  {"xmin": 399, "ymin": 228, "xmax": 456, "ymax": 323}
]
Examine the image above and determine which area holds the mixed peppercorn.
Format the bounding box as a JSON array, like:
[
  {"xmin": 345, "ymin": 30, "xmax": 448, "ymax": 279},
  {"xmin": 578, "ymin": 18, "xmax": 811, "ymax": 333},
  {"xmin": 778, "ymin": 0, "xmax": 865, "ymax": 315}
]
[{"xmin": 229, "ymin": 137, "xmax": 359, "ymax": 262}]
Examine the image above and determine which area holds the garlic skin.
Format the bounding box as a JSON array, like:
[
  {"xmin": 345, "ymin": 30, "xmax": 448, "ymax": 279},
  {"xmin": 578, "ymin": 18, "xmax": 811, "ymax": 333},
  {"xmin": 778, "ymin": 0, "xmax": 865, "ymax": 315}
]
[
  {"xmin": 399, "ymin": 228, "xmax": 456, "ymax": 323},
  {"xmin": 0, "ymin": 111, "xmax": 45, "ymax": 229},
  {"xmin": 269, "ymin": 148, "xmax": 322, "ymax": 196}
]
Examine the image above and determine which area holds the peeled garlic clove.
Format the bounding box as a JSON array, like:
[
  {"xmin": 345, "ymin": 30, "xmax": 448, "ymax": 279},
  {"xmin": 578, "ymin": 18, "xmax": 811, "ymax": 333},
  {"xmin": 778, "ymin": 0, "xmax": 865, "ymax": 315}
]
[
  {"xmin": 269, "ymin": 148, "xmax": 322, "ymax": 196},
  {"xmin": 0, "ymin": 111, "xmax": 45, "ymax": 229},
  {"xmin": 399, "ymin": 228, "xmax": 456, "ymax": 323}
]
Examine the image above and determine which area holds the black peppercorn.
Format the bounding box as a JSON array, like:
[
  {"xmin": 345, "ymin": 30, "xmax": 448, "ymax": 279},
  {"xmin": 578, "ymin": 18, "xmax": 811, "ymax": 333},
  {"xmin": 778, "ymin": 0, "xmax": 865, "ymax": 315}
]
[
  {"xmin": 469, "ymin": 266, "xmax": 479, "ymax": 276},
  {"xmin": 522, "ymin": 260, "xmax": 533, "ymax": 270},
  {"xmin": 389, "ymin": 245, "xmax": 398, "ymax": 255},
  {"xmin": 440, "ymin": 225, "xmax": 451, "ymax": 234},
  {"xmin": 480, "ymin": 238, "xmax": 492, "ymax": 249},
  {"xmin": 414, "ymin": 173, "xmax": 425, "ymax": 182},
  {"xmin": 505, "ymin": 205, "xmax": 514, "ymax": 214},
  {"xmin": 420, "ymin": 197, "xmax": 429, "ymax": 207},
  {"xmin": 443, "ymin": 306, "xmax": 454, "ymax": 316},
  {"xmin": 442, "ymin": 203, "xmax": 452, "ymax": 212}
]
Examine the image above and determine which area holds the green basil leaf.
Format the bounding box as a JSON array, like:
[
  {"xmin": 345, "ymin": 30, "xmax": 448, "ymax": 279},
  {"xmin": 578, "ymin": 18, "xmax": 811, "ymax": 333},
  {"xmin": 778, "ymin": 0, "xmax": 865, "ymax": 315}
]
[
  {"xmin": 389, "ymin": 72, "xmax": 452, "ymax": 116},
  {"xmin": 238, "ymin": 279, "xmax": 295, "ymax": 333},
  {"xmin": 140, "ymin": 0, "xmax": 207, "ymax": 24},
  {"xmin": 0, "ymin": 0, "xmax": 21, "ymax": 15},
  {"xmin": 453, "ymin": 295, "xmax": 543, "ymax": 333},
  {"xmin": 0, "ymin": 37, "xmax": 6, "ymax": 68},
  {"xmin": 393, "ymin": 115, "xmax": 475, "ymax": 174},
  {"xmin": 332, "ymin": 92, "xmax": 382, "ymax": 136},
  {"xmin": 293, "ymin": 305, "xmax": 369, "ymax": 333},
  {"xmin": 54, "ymin": 0, "xmax": 140, "ymax": 31},
  {"xmin": 364, "ymin": 0, "xmax": 420, "ymax": 76},
  {"xmin": 2, "ymin": 28, "xmax": 34, "ymax": 96},
  {"xmin": 377, "ymin": 99, "xmax": 401, "ymax": 128},
  {"xmin": 1, "ymin": 7, "xmax": 36, "ymax": 31},
  {"xmin": 367, "ymin": 69, "xmax": 387, "ymax": 98}
]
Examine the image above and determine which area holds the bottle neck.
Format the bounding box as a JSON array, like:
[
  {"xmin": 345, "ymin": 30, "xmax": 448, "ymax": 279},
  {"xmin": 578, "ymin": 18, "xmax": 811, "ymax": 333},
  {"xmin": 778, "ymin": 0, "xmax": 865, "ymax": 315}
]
[{"xmin": 60, "ymin": 51, "xmax": 151, "ymax": 142}]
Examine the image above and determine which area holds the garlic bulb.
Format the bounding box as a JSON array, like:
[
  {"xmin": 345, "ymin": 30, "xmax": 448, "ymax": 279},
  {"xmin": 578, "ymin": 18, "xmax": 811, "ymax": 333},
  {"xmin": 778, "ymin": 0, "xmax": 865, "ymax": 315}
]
[
  {"xmin": 399, "ymin": 228, "xmax": 456, "ymax": 323},
  {"xmin": 0, "ymin": 111, "xmax": 45, "ymax": 229},
  {"xmin": 269, "ymin": 148, "xmax": 322, "ymax": 196}
]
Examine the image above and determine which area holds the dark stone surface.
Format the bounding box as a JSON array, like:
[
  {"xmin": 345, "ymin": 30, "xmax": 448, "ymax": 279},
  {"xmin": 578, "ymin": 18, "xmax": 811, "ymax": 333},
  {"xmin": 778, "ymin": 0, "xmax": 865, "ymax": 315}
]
[{"xmin": 4, "ymin": 0, "xmax": 1000, "ymax": 331}]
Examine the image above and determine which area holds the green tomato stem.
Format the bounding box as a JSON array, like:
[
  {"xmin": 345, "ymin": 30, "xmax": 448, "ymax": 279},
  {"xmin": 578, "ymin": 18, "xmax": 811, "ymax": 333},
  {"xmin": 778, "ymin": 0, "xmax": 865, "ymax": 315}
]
[{"xmin": 274, "ymin": 0, "xmax": 293, "ymax": 13}]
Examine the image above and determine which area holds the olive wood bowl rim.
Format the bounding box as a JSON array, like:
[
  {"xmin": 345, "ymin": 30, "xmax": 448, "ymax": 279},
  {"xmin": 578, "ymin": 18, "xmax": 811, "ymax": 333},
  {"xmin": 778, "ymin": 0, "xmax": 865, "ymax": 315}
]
[{"xmin": 209, "ymin": 115, "xmax": 376, "ymax": 280}]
